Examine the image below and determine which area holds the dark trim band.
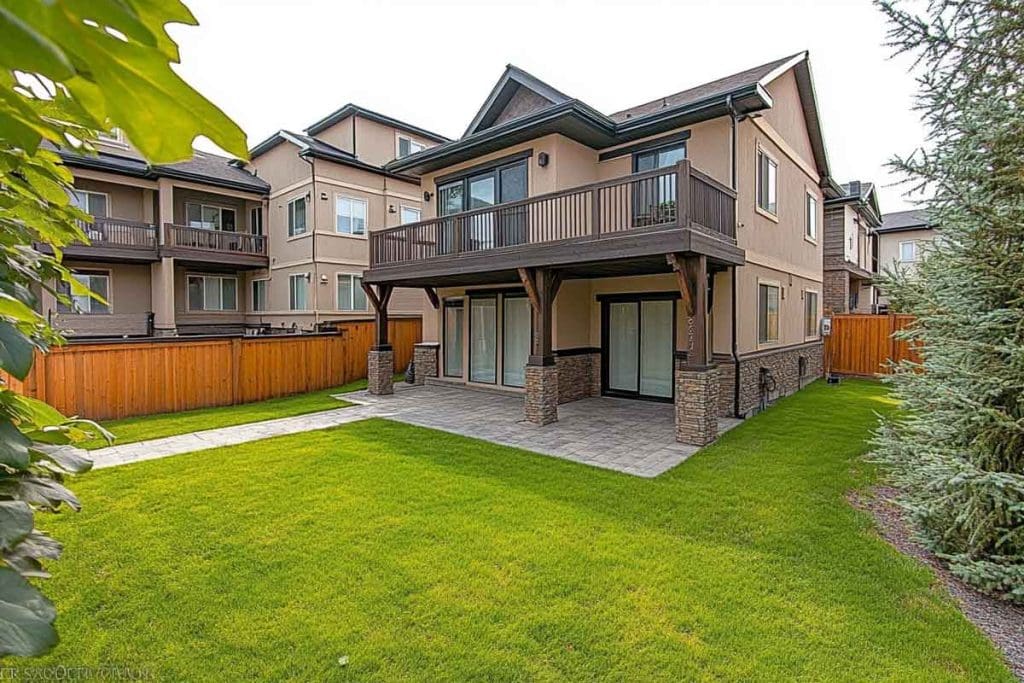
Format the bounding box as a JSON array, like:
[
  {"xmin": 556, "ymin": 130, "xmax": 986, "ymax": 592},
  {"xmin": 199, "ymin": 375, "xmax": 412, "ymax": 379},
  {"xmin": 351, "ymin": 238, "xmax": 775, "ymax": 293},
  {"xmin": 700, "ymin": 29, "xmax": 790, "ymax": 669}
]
[
  {"xmin": 435, "ymin": 150, "xmax": 533, "ymax": 187},
  {"xmin": 598, "ymin": 130, "xmax": 691, "ymax": 162}
]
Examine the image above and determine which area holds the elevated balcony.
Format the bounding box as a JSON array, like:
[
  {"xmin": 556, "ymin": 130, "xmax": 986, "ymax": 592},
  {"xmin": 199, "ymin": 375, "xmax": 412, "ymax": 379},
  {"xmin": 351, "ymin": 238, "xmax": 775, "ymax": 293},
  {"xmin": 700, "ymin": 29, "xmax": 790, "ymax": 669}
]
[
  {"xmin": 61, "ymin": 217, "xmax": 159, "ymax": 263},
  {"xmin": 365, "ymin": 160, "xmax": 743, "ymax": 287},
  {"xmin": 161, "ymin": 224, "xmax": 268, "ymax": 269}
]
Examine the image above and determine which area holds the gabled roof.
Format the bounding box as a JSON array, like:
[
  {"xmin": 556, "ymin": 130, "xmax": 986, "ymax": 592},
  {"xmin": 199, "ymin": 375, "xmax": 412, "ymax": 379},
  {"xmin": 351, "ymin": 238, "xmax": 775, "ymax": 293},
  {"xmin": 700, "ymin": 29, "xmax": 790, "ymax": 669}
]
[
  {"xmin": 250, "ymin": 130, "xmax": 418, "ymax": 183},
  {"xmin": 825, "ymin": 180, "xmax": 883, "ymax": 226},
  {"xmin": 463, "ymin": 64, "xmax": 574, "ymax": 137},
  {"xmin": 877, "ymin": 209, "xmax": 934, "ymax": 234},
  {"xmin": 54, "ymin": 145, "xmax": 269, "ymax": 194},
  {"xmin": 305, "ymin": 103, "xmax": 449, "ymax": 143},
  {"xmin": 388, "ymin": 52, "xmax": 832, "ymax": 187}
]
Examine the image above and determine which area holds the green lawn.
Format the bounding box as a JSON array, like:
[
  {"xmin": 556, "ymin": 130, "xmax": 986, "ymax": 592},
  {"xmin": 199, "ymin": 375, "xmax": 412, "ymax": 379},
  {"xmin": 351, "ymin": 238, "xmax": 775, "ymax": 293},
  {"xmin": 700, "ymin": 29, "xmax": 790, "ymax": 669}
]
[
  {"xmin": 27, "ymin": 380, "xmax": 1010, "ymax": 681},
  {"xmin": 81, "ymin": 378, "xmax": 372, "ymax": 449}
]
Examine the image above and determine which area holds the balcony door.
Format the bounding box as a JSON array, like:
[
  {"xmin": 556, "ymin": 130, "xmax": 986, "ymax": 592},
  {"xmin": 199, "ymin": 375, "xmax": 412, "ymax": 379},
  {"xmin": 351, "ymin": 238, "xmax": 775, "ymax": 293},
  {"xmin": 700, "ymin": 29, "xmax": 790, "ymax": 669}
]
[
  {"xmin": 632, "ymin": 142, "xmax": 686, "ymax": 228},
  {"xmin": 602, "ymin": 294, "xmax": 676, "ymax": 401},
  {"xmin": 436, "ymin": 157, "xmax": 528, "ymax": 255}
]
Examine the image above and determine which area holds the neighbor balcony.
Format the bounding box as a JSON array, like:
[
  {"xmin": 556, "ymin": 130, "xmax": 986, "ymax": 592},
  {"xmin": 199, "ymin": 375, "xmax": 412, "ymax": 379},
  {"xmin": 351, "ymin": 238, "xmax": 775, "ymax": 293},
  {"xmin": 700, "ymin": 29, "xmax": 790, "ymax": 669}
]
[
  {"xmin": 365, "ymin": 160, "xmax": 743, "ymax": 288},
  {"xmin": 161, "ymin": 223, "xmax": 269, "ymax": 268},
  {"xmin": 56, "ymin": 217, "xmax": 160, "ymax": 263}
]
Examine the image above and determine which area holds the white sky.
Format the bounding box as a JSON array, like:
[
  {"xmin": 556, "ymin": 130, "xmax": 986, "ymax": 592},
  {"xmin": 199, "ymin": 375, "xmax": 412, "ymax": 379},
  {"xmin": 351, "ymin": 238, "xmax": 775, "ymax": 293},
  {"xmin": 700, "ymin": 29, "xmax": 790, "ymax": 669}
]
[{"xmin": 172, "ymin": 0, "xmax": 926, "ymax": 212}]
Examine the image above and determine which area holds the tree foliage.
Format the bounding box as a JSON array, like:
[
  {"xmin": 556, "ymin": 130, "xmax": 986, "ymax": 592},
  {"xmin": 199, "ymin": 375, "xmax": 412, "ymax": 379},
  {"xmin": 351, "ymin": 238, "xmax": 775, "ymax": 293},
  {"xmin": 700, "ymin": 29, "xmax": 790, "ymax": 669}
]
[
  {"xmin": 0, "ymin": 0, "xmax": 249, "ymax": 656},
  {"xmin": 872, "ymin": 0, "xmax": 1024, "ymax": 602}
]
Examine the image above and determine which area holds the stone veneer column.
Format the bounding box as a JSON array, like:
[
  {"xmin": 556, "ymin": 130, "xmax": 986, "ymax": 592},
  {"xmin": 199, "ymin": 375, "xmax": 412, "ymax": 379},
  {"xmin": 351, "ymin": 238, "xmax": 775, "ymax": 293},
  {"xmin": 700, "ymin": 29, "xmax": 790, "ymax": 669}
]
[
  {"xmin": 367, "ymin": 347, "xmax": 394, "ymax": 395},
  {"xmin": 412, "ymin": 342, "xmax": 439, "ymax": 385},
  {"xmin": 675, "ymin": 360, "xmax": 719, "ymax": 446},
  {"xmin": 524, "ymin": 362, "xmax": 559, "ymax": 425}
]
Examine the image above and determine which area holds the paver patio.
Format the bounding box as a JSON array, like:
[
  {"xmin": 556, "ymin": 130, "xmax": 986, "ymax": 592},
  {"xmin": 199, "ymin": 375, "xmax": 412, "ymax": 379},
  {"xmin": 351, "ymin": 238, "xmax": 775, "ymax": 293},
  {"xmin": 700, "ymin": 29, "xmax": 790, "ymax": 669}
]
[{"xmin": 90, "ymin": 383, "xmax": 740, "ymax": 476}]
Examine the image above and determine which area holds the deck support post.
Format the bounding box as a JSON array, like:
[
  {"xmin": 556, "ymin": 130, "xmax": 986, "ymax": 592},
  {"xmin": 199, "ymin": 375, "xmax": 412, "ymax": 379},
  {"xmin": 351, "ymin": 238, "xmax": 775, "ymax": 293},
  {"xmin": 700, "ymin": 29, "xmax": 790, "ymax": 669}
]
[
  {"xmin": 362, "ymin": 282, "xmax": 395, "ymax": 395},
  {"xmin": 519, "ymin": 267, "xmax": 562, "ymax": 425}
]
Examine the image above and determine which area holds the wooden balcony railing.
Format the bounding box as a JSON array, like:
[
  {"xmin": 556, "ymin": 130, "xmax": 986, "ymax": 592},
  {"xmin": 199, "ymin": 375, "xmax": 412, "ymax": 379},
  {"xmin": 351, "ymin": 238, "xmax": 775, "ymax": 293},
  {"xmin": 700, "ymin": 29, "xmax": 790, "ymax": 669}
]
[
  {"xmin": 369, "ymin": 160, "xmax": 736, "ymax": 268},
  {"xmin": 76, "ymin": 217, "xmax": 158, "ymax": 250},
  {"xmin": 163, "ymin": 224, "xmax": 267, "ymax": 256}
]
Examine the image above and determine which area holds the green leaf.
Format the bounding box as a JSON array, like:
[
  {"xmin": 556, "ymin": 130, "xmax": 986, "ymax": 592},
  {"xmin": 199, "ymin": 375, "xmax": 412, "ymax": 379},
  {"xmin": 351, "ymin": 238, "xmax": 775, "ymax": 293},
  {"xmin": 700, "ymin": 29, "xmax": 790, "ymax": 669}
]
[
  {"xmin": 30, "ymin": 445, "xmax": 93, "ymax": 475},
  {"xmin": 0, "ymin": 421, "xmax": 31, "ymax": 470},
  {"xmin": 0, "ymin": 501, "xmax": 33, "ymax": 551},
  {"xmin": 3, "ymin": 531, "xmax": 61, "ymax": 578},
  {"xmin": 0, "ymin": 293, "xmax": 37, "ymax": 323},
  {"xmin": 0, "ymin": 475, "xmax": 81, "ymax": 511},
  {"xmin": 0, "ymin": 321, "xmax": 35, "ymax": 380},
  {"xmin": 0, "ymin": 567, "xmax": 57, "ymax": 657},
  {"xmin": 0, "ymin": 6, "xmax": 74, "ymax": 80}
]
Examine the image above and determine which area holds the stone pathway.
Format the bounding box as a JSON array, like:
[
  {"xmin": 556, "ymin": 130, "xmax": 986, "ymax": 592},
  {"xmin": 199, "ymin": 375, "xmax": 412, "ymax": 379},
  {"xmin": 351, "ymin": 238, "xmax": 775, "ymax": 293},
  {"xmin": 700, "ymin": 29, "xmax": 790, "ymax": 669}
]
[{"xmin": 90, "ymin": 383, "xmax": 740, "ymax": 477}]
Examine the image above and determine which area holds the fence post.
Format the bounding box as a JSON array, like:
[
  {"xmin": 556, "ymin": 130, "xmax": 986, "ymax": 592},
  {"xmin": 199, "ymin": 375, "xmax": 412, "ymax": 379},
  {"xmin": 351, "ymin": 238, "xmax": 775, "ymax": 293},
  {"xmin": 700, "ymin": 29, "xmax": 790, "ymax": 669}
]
[{"xmin": 231, "ymin": 337, "xmax": 242, "ymax": 405}]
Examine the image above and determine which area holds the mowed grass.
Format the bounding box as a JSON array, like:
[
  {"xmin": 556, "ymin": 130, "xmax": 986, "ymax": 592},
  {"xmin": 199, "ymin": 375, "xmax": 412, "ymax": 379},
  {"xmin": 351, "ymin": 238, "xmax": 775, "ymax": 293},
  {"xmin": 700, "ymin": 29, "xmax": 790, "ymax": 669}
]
[
  {"xmin": 26, "ymin": 380, "xmax": 1011, "ymax": 681},
  {"xmin": 80, "ymin": 378, "xmax": 373, "ymax": 449}
]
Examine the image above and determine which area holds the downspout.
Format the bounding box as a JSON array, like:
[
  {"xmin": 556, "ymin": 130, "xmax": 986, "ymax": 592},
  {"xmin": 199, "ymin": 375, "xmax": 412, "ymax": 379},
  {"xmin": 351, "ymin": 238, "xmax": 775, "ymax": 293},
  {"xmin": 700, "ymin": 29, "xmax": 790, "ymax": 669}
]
[
  {"xmin": 299, "ymin": 152, "xmax": 319, "ymax": 331},
  {"xmin": 727, "ymin": 94, "xmax": 741, "ymax": 418}
]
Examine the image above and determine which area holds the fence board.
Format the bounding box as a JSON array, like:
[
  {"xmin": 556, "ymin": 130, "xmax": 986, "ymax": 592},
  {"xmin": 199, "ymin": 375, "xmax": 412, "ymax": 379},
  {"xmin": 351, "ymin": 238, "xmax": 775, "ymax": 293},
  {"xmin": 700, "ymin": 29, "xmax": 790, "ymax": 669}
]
[
  {"xmin": 0, "ymin": 319, "xmax": 421, "ymax": 420},
  {"xmin": 824, "ymin": 314, "xmax": 920, "ymax": 376}
]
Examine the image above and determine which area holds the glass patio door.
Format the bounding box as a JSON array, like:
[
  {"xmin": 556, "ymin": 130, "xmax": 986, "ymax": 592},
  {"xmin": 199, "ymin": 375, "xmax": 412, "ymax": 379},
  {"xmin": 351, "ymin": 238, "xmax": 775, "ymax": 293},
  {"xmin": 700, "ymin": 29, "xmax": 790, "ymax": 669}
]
[
  {"xmin": 603, "ymin": 296, "xmax": 675, "ymax": 401},
  {"xmin": 502, "ymin": 295, "xmax": 531, "ymax": 387}
]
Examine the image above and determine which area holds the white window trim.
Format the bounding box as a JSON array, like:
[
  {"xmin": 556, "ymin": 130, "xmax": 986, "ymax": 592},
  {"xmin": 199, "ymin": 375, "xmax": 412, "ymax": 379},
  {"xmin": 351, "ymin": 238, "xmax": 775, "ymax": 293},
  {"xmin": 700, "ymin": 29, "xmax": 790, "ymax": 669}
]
[
  {"xmin": 71, "ymin": 189, "xmax": 111, "ymax": 220},
  {"xmin": 804, "ymin": 190, "xmax": 819, "ymax": 244},
  {"xmin": 288, "ymin": 273, "xmax": 309, "ymax": 311},
  {"xmin": 287, "ymin": 195, "xmax": 308, "ymax": 238},
  {"xmin": 395, "ymin": 133, "xmax": 426, "ymax": 159},
  {"xmin": 757, "ymin": 279, "xmax": 782, "ymax": 347},
  {"xmin": 334, "ymin": 194, "xmax": 368, "ymax": 238},
  {"xmin": 97, "ymin": 127, "xmax": 127, "ymax": 146},
  {"xmin": 336, "ymin": 273, "xmax": 368, "ymax": 312},
  {"xmin": 399, "ymin": 205, "xmax": 421, "ymax": 225},
  {"xmin": 755, "ymin": 145, "xmax": 780, "ymax": 222},
  {"xmin": 803, "ymin": 288, "xmax": 820, "ymax": 341},
  {"xmin": 250, "ymin": 277, "xmax": 269, "ymax": 313},
  {"xmin": 185, "ymin": 202, "xmax": 236, "ymax": 231},
  {"xmin": 186, "ymin": 274, "xmax": 238, "ymax": 312},
  {"xmin": 899, "ymin": 240, "xmax": 918, "ymax": 263},
  {"xmin": 61, "ymin": 269, "xmax": 112, "ymax": 315}
]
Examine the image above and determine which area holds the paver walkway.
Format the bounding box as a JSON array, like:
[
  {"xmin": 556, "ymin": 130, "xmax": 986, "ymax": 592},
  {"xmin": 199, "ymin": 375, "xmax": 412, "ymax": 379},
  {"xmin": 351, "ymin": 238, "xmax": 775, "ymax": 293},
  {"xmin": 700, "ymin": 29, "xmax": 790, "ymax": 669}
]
[{"xmin": 90, "ymin": 383, "xmax": 740, "ymax": 477}]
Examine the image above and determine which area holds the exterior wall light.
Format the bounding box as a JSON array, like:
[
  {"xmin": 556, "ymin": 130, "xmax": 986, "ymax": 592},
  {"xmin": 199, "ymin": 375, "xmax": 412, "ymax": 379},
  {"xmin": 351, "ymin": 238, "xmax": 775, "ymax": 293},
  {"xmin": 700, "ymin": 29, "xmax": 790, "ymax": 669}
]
[{"xmin": 537, "ymin": 152, "xmax": 549, "ymax": 167}]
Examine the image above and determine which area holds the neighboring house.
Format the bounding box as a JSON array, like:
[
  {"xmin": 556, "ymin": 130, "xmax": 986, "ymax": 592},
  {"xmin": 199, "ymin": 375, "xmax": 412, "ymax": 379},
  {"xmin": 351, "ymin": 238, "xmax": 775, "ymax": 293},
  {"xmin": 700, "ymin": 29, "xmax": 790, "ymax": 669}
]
[
  {"xmin": 822, "ymin": 180, "xmax": 882, "ymax": 313},
  {"xmin": 874, "ymin": 208, "xmax": 937, "ymax": 310},
  {"xmin": 41, "ymin": 131, "xmax": 270, "ymax": 338},
  {"xmin": 361, "ymin": 52, "xmax": 841, "ymax": 445},
  {"xmin": 246, "ymin": 105, "xmax": 449, "ymax": 332}
]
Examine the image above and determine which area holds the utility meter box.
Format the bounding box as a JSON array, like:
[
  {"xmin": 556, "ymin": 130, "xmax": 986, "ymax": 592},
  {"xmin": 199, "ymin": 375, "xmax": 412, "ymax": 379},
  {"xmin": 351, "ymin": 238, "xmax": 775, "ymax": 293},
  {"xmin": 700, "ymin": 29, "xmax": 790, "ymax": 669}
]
[{"xmin": 821, "ymin": 317, "xmax": 833, "ymax": 336}]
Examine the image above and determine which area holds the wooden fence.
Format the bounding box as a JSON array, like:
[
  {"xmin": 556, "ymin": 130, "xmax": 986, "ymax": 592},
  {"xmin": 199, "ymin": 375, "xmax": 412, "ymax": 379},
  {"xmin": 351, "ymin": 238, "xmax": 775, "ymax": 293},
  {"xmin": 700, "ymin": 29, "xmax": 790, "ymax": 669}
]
[
  {"xmin": 824, "ymin": 314, "xmax": 918, "ymax": 377},
  {"xmin": 2, "ymin": 319, "xmax": 420, "ymax": 420}
]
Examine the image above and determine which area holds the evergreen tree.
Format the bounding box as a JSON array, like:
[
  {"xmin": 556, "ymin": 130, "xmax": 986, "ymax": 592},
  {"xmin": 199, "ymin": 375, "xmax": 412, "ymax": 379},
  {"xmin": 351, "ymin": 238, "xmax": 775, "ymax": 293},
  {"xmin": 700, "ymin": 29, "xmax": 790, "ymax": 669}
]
[{"xmin": 872, "ymin": 0, "xmax": 1024, "ymax": 602}]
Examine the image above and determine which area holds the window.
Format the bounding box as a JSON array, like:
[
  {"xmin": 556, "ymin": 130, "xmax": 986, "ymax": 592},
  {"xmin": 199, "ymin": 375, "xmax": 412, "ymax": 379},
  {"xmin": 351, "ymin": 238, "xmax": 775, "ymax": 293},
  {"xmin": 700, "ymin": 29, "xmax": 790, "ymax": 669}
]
[
  {"xmin": 187, "ymin": 275, "xmax": 237, "ymax": 311},
  {"xmin": 336, "ymin": 274, "xmax": 367, "ymax": 311},
  {"xmin": 469, "ymin": 296, "xmax": 497, "ymax": 384},
  {"xmin": 289, "ymin": 274, "xmax": 308, "ymax": 310},
  {"xmin": 899, "ymin": 240, "xmax": 918, "ymax": 263},
  {"xmin": 633, "ymin": 142, "xmax": 686, "ymax": 172},
  {"xmin": 336, "ymin": 196, "xmax": 367, "ymax": 235},
  {"xmin": 633, "ymin": 142, "xmax": 686, "ymax": 226},
  {"xmin": 397, "ymin": 135, "xmax": 426, "ymax": 159},
  {"xmin": 98, "ymin": 127, "xmax": 125, "ymax": 144},
  {"xmin": 758, "ymin": 282, "xmax": 780, "ymax": 344},
  {"xmin": 288, "ymin": 196, "xmax": 307, "ymax": 237},
  {"xmin": 437, "ymin": 158, "xmax": 529, "ymax": 253},
  {"xmin": 70, "ymin": 190, "xmax": 108, "ymax": 218},
  {"xmin": 400, "ymin": 206, "xmax": 421, "ymax": 225},
  {"xmin": 186, "ymin": 203, "xmax": 236, "ymax": 231},
  {"xmin": 804, "ymin": 291, "xmax": 819, "ymax": 338},
  {"xmin": 757, "ymin": 149, "xmax": 778, "ymax": 215},
  {"xmin": 443, "ymin": 299, "xmax": 464, "ymax": 378},
  {"xmin": 805, "ymin": 192, "xmax": 818, "ymax": 241},
  {"xmin": 251, "ymin": 279, "xmax": 268, "ymax": 312},
  {"xmin": 502, "ymin": 295, "xmax": 531, "ymax": 388},
  {"xmin": 57, "ymin": 271, "xmax": 110, "ymax": 314},
  {"xmin": 250, "ymin": 207, "xmax": 263, "ymax": 236}
]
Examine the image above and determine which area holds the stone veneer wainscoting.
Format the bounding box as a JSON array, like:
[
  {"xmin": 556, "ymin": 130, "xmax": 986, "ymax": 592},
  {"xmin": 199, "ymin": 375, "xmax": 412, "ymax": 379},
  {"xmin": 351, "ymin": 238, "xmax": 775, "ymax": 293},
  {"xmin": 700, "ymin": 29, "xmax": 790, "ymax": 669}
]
[
  {"xmin": 367, "ymin": 348, "xmax": 394, "ymax": 395},
  {"xmin": 711, "ymin": 342, "xmax": 824, "ymax": 418},
  {"xmin": 412, "ymin": 342, "xmax": 439, "ymax": 385},
  {"xmin": 524, "ymin": 364, "xmax": 559, "ymax": 425},
  {"xmin": 554, "ymin": 349, "xmax": 601, "ymax": 404}
]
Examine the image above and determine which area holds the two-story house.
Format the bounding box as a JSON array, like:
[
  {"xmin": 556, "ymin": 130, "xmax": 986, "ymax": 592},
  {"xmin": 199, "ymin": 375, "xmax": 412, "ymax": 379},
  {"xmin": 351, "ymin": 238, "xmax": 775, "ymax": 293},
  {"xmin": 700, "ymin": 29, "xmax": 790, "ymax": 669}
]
[
  {"xmin": 246, "ymin": 105, "xmax": 448, "ymax": 332},
  {"xmin": 823, "ymin": 180, "xmax": 882, "ymax": 313},
  {"xmin": 360, "ymin": 52, "xmax": 838, "ymax": 446},
  {"xmin": 41, "ymin": 131, "xmax": 270, "ymax": 338},
  {"xmin": 874, "ymin": 209, "xmax": 937, "ymax": 311}
]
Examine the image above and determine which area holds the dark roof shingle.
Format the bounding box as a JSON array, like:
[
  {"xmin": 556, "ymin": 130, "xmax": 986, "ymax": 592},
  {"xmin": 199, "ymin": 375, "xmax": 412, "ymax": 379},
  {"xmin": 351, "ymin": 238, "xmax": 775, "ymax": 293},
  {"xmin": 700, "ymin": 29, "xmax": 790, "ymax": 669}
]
[{"xmin": 878, "ymin": 209, "xmax": 933, "ymax": 233}]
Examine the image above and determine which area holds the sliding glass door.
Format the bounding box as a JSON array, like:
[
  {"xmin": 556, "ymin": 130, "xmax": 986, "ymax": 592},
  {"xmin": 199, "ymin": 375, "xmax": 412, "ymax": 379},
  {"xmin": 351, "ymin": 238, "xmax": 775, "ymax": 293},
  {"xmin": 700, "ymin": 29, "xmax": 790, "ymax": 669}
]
[
  {"xmin": 502, "ymin": 295, "xmax": 531, "ymax": 387},
  {"xmin": 443, "ymin": 300, "xmax": 464, "ymax": 377},
  {"xmin": 469, "ymin": 296, "xmax": 497, "ymax": 383},
  {"xmin": 603, "ymin": 295, "xmax": 676, "ymax": 401}
]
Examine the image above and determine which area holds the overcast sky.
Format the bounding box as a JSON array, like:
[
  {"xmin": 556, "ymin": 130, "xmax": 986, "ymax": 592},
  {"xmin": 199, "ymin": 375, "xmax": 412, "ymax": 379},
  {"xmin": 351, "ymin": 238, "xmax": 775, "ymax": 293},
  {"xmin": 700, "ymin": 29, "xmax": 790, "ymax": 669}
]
[{"xmin": 171, "ymin": 0, "xmax": 926, "ymax": 212}]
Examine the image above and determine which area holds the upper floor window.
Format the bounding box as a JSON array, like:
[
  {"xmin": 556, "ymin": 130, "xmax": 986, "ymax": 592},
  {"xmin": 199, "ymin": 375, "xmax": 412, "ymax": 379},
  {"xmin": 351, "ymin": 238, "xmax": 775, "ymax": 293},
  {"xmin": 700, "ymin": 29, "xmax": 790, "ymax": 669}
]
[
  {"xmin": 288, "ymin": 196, "xmax": 307, "ymax": 237},
  {"xmin": 899, "ymin": 240, "xmax": 918, "ymax": 263},
  {"xmin": 251, "ymin": 279, "xmax": 268, "ymax": 312},
  {"xmin": 438, "ymin": 159, "xmax": 527, "ymax": 216},
  {"xmin": 70, "ymin": 190, "xmax": 108, "ymax": 218},
  {"xmin": 397, "ymin": 135, "xmax": 426, "ymax": 159},
  {"xmin": 758, "ymin": 282, "xmax": 780, "ymax": 345},
  {"xmin": 289, "ymin": 274, "xmax": 308, "ymax": 310},
  {"xmin": 187, "ymin": 275, "xmax": 237, "ymax": 311},
  {"xmin": 633, "ymin": 142, "xmax": 686, "ymax": 172},
  {"xmin": 756, "ymin": 149, "xmax": 778, "ymax": 216},
  {"xmin": 400, "ymin": 206, "xmax": 421, "ymax": 225},
  {"xmin": 186, "ymin": 203, "xmax": 235, "ymax": 231},
  {"xmin": 805, "ymin": 192, "xmax": 818, "ymax": 241},
  {"xmin": 250, "ymin": 206, "xmax": 263, "ymax": 236},
  {"xmin": 57, "ymin": 270, "xmax": 110, "ymax": 315},
  {"xmin": 98, "ymin": 127, "xmax": 125, "ymax": 144},
  {"xmin": 337, "ymin": 274, "xmax": 368, "ymax": 311},
  {"xmin": 336, "ymin": 196, "xmax": 367, "ymax": 236}
]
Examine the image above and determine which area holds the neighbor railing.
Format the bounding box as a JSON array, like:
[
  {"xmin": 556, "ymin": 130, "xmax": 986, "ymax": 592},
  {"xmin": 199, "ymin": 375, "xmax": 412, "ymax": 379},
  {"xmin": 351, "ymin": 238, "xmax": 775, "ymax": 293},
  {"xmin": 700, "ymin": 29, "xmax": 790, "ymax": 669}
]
[
  {"xmin": 75, "ymin": 217, "xmax": 158, "ymax": 250},
  {"xmin": 369, "ymin": 160, "xmax": 736, "ymax": 267},
  {"xmin": 163, "ymin": 224, "xmax": 267, "ymax": 256}
]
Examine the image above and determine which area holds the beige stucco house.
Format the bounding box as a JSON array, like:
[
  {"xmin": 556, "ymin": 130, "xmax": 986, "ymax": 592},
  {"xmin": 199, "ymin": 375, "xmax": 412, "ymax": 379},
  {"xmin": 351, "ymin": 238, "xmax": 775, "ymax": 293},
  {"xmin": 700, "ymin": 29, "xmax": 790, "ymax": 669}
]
[
  {"xmin": 822, "ymin": 180, "xmax": 882, "ymax": 313},
  {"xmin": 246, "ymin": 105, "xmax": 448, "ymax": 331},
  {"xmin": 874, "ymin": 209, "xmax": 936, "ymax": 310},
  {"xmin": 41, "ymin": 132, "xmax": 270, "ymax": 338},
  {"xmin": 360, "ymin": 52, "xmax": 840, "ymax": 445}
]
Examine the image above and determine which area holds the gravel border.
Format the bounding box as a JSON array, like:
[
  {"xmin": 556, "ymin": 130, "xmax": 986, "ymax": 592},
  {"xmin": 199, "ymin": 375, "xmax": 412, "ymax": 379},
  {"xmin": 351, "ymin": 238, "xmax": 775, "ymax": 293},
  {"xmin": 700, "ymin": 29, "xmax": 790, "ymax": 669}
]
[{"xmin": 850, "ymin": 486, "xmax": 1024, "ymax": 681}]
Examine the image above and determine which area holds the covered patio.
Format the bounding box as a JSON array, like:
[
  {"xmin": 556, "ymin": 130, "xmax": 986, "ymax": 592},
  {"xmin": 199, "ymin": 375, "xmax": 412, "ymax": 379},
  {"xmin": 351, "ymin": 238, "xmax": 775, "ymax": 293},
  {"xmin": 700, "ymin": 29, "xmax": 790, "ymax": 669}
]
[{"xmin": 348, "ymin": 383, "xmax": 741, "ymax": 477}]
